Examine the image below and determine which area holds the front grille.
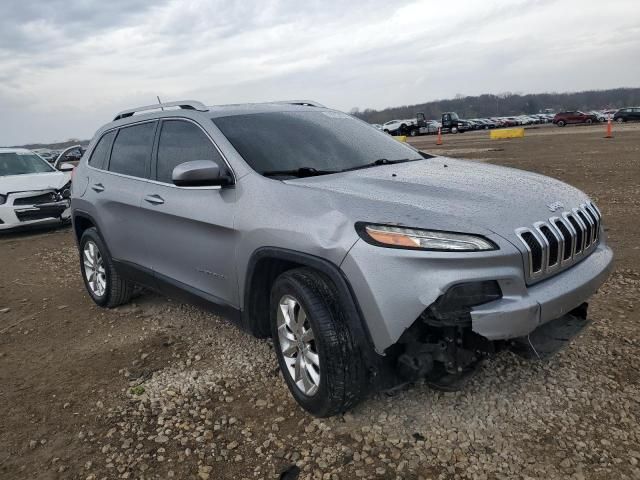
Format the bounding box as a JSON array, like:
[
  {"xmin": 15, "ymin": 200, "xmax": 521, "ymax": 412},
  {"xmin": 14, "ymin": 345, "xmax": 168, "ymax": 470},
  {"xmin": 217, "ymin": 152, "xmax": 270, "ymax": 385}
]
[
  {"xmin": 516, "ymin": 201, "xmax": 601, "ymax": 283},
  {"xmin": 13, "ymin": 192, "xmax": 57, "ymax": 206}
]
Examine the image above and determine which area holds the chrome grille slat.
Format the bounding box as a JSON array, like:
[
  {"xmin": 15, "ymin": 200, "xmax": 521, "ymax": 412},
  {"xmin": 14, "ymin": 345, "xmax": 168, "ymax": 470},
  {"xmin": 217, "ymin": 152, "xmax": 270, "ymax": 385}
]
[{"xmin": 516, "ymin": 202, "xmax": 602, "ymax": 284}]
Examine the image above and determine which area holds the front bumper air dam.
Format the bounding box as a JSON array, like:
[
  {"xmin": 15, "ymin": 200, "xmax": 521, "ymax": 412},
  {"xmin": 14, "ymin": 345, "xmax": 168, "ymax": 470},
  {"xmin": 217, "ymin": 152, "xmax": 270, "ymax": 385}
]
[{"xmin": 470, "ymin": 243, "xmax": 613, "ymax": 340}]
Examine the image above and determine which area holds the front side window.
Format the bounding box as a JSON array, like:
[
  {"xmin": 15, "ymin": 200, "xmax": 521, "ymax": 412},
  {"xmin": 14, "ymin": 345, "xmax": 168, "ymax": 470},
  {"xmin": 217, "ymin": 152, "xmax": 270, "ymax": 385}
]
[
  {"xmin": 109, "ymin": 122, "xmax": 156, "ymax": 178},
  {"xmin": 213, "ymin": 111, "xmax": 422, "ymax": 176},
  {"xmin": 156, "ymin": 120, "xmax": 223, "ymax": 184},
  {"xmin": 88, "ymin": 131, "xmax": 116, "ymax": 170},
  {"xmin": 0, "ymin": 152, "xmax": 55, "ymax": 176}
]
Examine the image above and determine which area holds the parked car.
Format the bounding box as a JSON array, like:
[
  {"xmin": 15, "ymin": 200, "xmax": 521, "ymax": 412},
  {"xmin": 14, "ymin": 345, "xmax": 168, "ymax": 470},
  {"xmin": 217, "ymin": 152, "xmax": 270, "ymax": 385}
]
[
  {"xmin": 0, "ymin": 148, "xmax": 73, "ymax": 230},
  {"xmin": 552, "ymin": 111, "xmax": 599, "ymax": 127},
  {"xmin": 382, "ymin": 119, "xmax": 411, "ymax": 135},
  {"xmin": 71, "ymin": 99, "xmax": 613, "ymax": 416},
  {"xmin": 613, "ymin": 107, "xmax": 640, "ymax": 123}
]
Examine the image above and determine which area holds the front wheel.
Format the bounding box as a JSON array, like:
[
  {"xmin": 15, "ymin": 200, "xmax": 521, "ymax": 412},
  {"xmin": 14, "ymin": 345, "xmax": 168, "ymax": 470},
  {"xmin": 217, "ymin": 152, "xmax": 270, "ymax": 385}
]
[
  {"xmin": 557, "ymin": 120, "xmax": 566, "ymax": 127},
  {"xmin": 409, "ymin": 129, "xmax": 417, "ymax": 137},
  {"xmin": 616, "ymin": 117, "xmax": 624, "ymax": 123},
  {"xmin": 270, "ymin": 268, "xmax": 366, "ymax": 417},
  {"xmin": 79, "ymin": 227, "xmax": 133, "ymax": 308},
  {"xmin": 585, "ymin": 119, "xmax": 593, "ymax": 125}
]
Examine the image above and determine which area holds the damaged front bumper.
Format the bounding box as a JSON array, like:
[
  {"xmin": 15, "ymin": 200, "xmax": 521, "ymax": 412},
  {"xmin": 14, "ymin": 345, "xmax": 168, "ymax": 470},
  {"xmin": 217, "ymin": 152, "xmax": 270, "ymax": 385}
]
[
  {"xmin": 341, "ymin": 235, "xmax": 613, "ymax": 354},
  {"xmin": 0, "ymin": 189, "xmax": 70, "ymax": 230}
]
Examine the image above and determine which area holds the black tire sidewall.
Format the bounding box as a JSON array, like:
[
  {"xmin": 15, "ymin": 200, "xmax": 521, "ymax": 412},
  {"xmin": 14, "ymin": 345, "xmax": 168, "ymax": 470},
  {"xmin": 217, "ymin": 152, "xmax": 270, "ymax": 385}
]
[
  {"xmin": 79, "ymin": 228, "xmax": 111, "ymax": 307},
  {"xmin": 270, "ymin": 271, "xmax": 351, "ymax": 416}
]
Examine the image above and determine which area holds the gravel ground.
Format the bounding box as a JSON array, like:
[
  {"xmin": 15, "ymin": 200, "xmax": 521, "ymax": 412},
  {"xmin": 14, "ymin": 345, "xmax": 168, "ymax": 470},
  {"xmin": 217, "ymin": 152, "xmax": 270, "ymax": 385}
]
[{"xmin": 1, "ymin": 124, "xmax": 639, "ymax": 479}]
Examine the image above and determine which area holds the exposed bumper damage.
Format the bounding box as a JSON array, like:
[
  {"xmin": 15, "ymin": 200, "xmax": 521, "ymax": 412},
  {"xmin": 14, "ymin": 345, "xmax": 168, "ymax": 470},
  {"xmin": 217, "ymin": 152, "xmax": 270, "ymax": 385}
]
[
  {"xmin": 341, "ymin": 236, "xmax": 613, "ymax": 389},
  {"xmin": 0, "ymin": 187, "xmax": 71, "ymax": 230}
]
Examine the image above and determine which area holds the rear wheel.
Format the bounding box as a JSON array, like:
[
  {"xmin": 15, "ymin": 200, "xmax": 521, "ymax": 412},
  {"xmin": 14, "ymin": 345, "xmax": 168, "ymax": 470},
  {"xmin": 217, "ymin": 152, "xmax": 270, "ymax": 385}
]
[
  {"xmin": 557, "ymin": 120, "xmax": 566, "ymax": 127},
  {"xmin": 79, "ymin": 227, "xmax": 133, "ymax": 308},
  {"xmin": 585, "ymin": 118, "xmax": 593, "ymax": 125},
  {"xmin": 616, "ymin": 117, "xmax": 624, "ymax": 123},
  {"xmin": 270, "ymin": 268, "xmax": 366, "ymax": 417},
  {"xmin": 409, "ymin": 129, "xmax": 418, "ymax": 137}
]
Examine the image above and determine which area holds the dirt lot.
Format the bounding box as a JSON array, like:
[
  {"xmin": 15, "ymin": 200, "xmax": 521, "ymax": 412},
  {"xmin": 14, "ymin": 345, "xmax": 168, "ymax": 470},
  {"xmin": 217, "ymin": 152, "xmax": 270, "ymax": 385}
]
[{"xmin": 1, "ymin": 123, "xmax": 639, "ymax": 480}]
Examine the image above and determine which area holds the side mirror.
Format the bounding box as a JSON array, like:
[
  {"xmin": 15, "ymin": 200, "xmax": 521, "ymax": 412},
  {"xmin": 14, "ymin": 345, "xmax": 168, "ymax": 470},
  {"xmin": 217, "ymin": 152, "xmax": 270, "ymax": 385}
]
[
  {"xmin": 59, "ymin": 162, "xmax": 75, "ymax": 172},
  {"xmin": 172, "ymin": 160, "xmax": 233, "ymax": 187}
]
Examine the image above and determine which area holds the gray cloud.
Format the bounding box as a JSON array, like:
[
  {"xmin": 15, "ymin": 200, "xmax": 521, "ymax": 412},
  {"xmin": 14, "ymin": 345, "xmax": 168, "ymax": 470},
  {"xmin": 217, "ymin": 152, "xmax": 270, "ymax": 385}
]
[{"xmin": 0, "ymin": 0, "xmax": 638, "ymax": 145}]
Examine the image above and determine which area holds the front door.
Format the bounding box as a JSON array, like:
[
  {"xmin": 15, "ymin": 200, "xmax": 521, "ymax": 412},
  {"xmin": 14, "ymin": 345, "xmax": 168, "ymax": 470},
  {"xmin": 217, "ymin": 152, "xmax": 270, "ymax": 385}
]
[{"xmin": 141, "ymin": 118, "xmax": 239, "ymax": 307}]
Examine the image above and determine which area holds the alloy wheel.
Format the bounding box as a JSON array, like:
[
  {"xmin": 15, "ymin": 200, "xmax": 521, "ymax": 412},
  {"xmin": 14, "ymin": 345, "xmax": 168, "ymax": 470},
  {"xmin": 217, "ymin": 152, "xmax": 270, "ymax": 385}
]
[
  {"xmin": 277, "ymin": 294, "xmax": 320, "ymax": 396},
  {"xmin": 83, "ymin": 241, "xmax": 106, "ymax": 297}
]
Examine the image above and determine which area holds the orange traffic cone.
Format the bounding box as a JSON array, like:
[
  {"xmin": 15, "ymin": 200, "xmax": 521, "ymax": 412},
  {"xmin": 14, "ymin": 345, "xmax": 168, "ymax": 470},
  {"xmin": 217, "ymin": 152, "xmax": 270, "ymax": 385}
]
[
  {"xmin": 436, "ymin": 127, "xmax": 443, "ymax": 145},
  {"xmin": 605, "ymin": 117, "xmax": 613, "ymax": 138}
]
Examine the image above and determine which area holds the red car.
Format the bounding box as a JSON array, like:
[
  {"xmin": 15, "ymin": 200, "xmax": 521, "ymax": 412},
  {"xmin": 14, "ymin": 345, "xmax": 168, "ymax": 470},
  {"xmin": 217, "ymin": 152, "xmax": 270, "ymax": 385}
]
[{"xmin": 552, "ymin": 111, "xmax": 599, "ymax": 127}]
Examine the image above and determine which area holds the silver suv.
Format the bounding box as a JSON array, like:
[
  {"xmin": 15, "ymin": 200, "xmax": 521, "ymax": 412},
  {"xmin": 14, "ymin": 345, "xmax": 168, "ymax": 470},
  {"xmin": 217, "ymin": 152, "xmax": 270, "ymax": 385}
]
[{"xmin": 71, "ymin": 100, "xmax": 613, "ymax": 416}]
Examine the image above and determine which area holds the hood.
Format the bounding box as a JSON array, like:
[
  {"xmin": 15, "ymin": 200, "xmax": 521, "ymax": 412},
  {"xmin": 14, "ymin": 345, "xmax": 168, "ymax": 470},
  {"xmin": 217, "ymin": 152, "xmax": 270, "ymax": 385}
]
[
  {"xmin": 0, "ymin": 171, "xmax": 68, "ymax": 196},
  {"xmin": 286, "ymin": 157, "xmax": 590, "ymax": 241}
]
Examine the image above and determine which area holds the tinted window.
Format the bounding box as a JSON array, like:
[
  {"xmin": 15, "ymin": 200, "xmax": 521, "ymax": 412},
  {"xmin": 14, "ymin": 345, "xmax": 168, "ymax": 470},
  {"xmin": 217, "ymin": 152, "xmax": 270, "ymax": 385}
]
[
  {"xmin": 88, "ymin": 132, "xmax": 115, "ymax": 169},
  {"xmin": 213, "ymin": 111, "xmax": 421, "ymax": 176},
  {"xmin": 109, "ymin": 122, "xmax": 156, "ymax": 178},
  {"xmin": 156, "ymin": 120, "xmax": 223, "ymax": 183}
]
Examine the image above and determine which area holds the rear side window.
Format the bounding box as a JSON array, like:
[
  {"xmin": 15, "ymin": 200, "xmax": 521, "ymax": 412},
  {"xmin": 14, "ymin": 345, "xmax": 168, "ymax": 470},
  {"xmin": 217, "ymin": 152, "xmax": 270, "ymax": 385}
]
[
  {"xmin": 156, "ymin": 120, "xmax": 223, "ymax": 184},
  {"xmin": 109, "ymin": 122, "xmax": 156, "ymax": 178},
  {"xmin": 88, "ymin": 131, "xmax": 116, "ymax": 170}
]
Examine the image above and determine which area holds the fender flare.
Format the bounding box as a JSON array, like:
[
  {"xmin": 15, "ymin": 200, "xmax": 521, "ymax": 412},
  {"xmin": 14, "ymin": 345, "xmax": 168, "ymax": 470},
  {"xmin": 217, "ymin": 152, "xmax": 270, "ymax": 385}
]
[{"xmin": 242, "ymin": 247, "xmax": 378, "ymax": 357}]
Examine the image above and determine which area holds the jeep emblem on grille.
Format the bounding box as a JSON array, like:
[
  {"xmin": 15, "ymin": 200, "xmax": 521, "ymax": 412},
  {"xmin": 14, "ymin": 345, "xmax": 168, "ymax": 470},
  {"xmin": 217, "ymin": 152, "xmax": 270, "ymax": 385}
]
[{"xmin": 547, "ymin": 201, "xmax": 564, "ymax": 212}]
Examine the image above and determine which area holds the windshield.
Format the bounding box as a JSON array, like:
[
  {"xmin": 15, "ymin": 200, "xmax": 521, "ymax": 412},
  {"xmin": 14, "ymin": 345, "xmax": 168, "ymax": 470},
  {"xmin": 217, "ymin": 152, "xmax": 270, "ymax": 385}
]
[
  {"xmin": 0, "ymin": 152, "xmax": 56, "ymax": 176},
  {"xmin": 213, "ymin": 111, "xmax": 422, "ymax": 176}
]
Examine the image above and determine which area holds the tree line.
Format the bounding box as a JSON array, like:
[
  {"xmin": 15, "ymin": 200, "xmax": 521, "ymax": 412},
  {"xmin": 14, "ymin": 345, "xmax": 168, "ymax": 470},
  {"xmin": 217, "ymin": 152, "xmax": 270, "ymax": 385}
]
[{"xmin": 351, "ymin": 88, "xmax": 640, "ymax": 123}]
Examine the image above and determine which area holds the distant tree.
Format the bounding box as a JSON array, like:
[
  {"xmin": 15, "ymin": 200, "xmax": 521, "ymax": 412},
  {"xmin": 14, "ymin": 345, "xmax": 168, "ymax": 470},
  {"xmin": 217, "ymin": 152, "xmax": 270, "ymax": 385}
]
[{"xmin": 352, "ymin": 88, "xmax": 640, "ymax": 123}]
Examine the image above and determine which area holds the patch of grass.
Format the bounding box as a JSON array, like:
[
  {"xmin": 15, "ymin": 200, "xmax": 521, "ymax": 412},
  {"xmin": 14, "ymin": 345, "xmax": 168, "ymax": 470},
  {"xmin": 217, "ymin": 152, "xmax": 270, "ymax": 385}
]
[{"xmin": 130, "ymin": 385, "xmax": 145, "ymax": 396}]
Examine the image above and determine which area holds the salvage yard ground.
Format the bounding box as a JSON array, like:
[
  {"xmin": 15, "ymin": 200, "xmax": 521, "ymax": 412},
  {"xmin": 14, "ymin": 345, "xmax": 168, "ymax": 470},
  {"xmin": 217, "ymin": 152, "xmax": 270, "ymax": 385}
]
[{"xmin": 1, "ymin": 123, "xmax": 639, "ymax": 480}]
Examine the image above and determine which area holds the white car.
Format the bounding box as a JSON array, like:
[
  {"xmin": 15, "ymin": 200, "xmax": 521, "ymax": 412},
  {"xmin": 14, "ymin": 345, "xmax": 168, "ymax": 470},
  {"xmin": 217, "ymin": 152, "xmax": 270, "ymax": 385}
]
[
  {"xmin": 0, "ymin": 148, "xmax": 73, "ymax": 231},
  {"xmin": 382, "ymin": 119, "xmax": 414, "ymax": 134}
]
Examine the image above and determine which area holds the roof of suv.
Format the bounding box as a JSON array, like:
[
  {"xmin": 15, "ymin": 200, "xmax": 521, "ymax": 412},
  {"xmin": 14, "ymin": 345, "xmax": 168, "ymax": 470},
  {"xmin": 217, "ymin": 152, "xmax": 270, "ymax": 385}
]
[{"xmin": 111, "ymin": 100, "xmax": 329, "ymax": 124}]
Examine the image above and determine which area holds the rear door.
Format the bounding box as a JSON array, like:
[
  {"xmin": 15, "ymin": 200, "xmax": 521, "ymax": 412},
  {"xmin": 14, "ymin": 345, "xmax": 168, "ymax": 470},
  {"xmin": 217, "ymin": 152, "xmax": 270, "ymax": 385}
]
[
  {"xmin": 141, "ymin": 118, "xmax": 239, "ymax": 307},
  {"xmin": 86, "ymin": 121, "xmax": 157, "ymax": 268}
]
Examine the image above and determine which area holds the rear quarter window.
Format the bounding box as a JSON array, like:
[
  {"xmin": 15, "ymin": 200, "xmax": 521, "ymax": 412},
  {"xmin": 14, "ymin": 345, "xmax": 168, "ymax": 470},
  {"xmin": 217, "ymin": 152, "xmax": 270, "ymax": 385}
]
[
  {"xmin": 88, "ymin": 131, "xmax": 116, "ymax": 170},
  {"xmin": 108, "ymin": 122, "xmax": 156, "ymax": 178}
]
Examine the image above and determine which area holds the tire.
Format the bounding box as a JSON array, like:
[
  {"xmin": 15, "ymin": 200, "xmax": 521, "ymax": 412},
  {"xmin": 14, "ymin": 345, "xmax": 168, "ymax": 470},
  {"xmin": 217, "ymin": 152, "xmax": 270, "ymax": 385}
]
[
  {"xmin": 79, "ymin": 227, "xmax": 133, "ymax": 308},
  {"xmin": 585, "ymin": 119, "xmax": 593, "ymax": 125},
  {"xmin": 383, "ymin": 129, "xmax": 390, "ymax": 134},
  {"xmin": 270, "ymin": 268, "xmax": 366, "ymax": 417},
  {"xmin": 616, "ymin": 117, "xmax": 624, "ymax": 123},
  {"xmin": 409, "ymin": 129, "xmax": 417, "ymax": 137},
  {"xmin": 557, "ymin": 120, "xmax": 566, "ymax": 127}
]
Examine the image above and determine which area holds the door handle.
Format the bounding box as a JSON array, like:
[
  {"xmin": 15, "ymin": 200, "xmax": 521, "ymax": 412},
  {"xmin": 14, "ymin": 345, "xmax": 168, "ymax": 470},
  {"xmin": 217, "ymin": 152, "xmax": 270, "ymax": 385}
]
[
  {"xmin": 144, "ymin": 194, "xmax": 165, "ymax": 205},
  {"xmin": 91, "ymin": 183, "xmax": 105, "ymax": 192}
]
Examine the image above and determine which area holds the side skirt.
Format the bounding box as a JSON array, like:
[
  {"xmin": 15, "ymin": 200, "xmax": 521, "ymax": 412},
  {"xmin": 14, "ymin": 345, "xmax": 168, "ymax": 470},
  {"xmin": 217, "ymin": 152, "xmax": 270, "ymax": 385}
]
[{"xmin": 112, "ymin": 259, "xmax": 242, "ymax": 326}]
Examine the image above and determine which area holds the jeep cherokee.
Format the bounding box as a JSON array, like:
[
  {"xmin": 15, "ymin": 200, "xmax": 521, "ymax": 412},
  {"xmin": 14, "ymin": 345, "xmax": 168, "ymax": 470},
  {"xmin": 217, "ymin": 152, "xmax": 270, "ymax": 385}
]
[{"xmin": 71, "ymin": 100, "xmax": 613, "ymax": 417}]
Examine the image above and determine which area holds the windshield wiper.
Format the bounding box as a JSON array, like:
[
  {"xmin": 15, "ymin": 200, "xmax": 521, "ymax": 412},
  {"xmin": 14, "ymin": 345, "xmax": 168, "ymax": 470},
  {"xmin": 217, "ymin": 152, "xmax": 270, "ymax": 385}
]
[
  {"xmin": 262, "ymin": 167, "xmax": 338, "ymax": 178},
  {"xmin": 341, "ymin": 158, "xmax": 419, "ymax": 172}
]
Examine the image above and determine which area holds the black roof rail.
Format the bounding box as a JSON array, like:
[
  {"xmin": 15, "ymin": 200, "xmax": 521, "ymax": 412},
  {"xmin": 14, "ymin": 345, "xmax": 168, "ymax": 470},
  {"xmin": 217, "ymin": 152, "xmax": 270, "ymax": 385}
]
[{"xmin": 113, "ymin": 100, "xmax": 208, "ymax": 121}]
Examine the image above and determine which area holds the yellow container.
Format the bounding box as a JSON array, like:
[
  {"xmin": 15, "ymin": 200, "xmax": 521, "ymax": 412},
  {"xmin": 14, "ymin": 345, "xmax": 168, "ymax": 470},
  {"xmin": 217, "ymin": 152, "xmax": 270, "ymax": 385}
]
[
  {"xmin": 394, "ymin": 135, "xmax": 407, "ymax": 142},
  {"xmin": 490, "ymin": 128, "xmax": 524, "ymax": 139}
]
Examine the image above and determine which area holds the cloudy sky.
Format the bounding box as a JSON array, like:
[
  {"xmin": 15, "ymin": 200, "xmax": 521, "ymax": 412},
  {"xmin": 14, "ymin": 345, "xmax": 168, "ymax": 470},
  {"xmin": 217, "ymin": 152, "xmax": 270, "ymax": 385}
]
[{"xmin": 1, "ymin": 0, "xmax": 638, "ymax": 145}]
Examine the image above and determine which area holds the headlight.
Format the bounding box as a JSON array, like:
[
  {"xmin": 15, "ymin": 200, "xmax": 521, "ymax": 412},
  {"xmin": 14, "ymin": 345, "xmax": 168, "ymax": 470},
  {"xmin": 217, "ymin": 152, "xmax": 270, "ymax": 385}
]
[{"xmin": 357, "ymin": 223, "xmax": 497, "ymax": 251}]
